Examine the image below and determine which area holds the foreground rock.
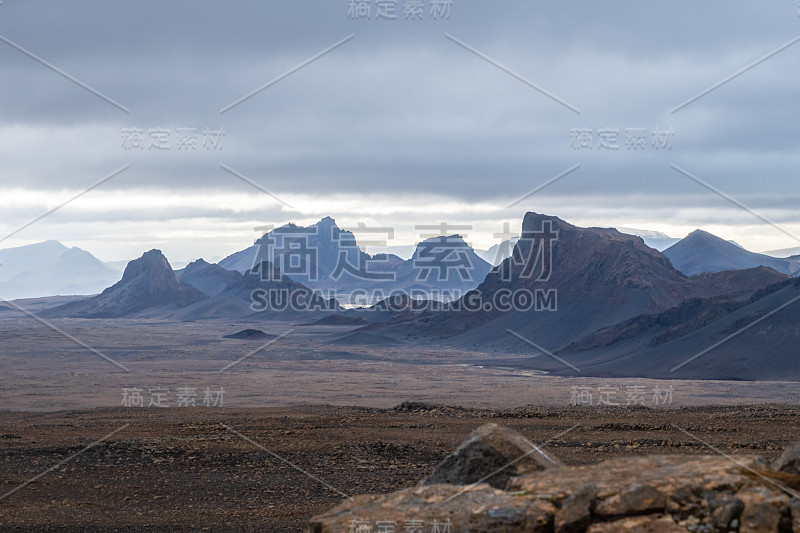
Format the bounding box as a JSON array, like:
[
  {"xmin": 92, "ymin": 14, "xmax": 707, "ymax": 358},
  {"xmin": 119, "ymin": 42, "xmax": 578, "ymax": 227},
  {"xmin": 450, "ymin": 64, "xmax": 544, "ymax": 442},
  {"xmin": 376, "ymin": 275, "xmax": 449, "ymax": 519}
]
[
  {"xmin": 308, "ymin": 433, "xmax": 800, "ymax": 532},
  {"xmin": 307, "ymin": 484, "xmax": 557, "ymax": 533},
  {"xmin": 421, "ymin": 423, "xmax": 559, "ymax": 489},
  {"xmin": 774, "ymin": 442, "xmax": 800, "ymax": 476}
]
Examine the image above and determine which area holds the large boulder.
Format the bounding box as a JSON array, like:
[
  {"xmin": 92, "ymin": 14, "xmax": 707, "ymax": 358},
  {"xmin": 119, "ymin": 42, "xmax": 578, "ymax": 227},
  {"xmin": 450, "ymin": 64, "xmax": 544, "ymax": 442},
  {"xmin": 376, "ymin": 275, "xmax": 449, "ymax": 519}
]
[
  {"xmin": 308, "ymin": 426, "xmax": 800, "ymax": 533},
  {"xmin": 421, "ymin": 423, "xmax": 558, "ymax": 489}
]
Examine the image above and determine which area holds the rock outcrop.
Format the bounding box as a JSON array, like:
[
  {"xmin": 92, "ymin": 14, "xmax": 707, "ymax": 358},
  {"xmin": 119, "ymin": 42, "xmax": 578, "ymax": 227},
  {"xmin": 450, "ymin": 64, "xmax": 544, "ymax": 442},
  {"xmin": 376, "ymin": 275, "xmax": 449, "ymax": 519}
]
[
  {"xmin": 307, "ymin": 430, "xmax": 800, "ymax": 533},
  {"xmin": 421, "ymin": 423, "xmax": 558, "ymax": 489}
]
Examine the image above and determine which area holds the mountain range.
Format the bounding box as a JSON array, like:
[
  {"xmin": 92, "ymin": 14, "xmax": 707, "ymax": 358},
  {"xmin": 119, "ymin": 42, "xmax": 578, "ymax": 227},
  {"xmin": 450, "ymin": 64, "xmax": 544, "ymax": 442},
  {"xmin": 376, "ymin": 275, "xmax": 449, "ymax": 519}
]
[
  {"xmin": 217, "ymin": 217, "xmax": 492, "ymax": 304},
  {"xmin": 9, "ymin": 213, "xmax": 800, "ymax": 380},
  {"xmin": 353, "ymin": 213, "xmax": 789, "ymax": 353},
  {"xmin": 0, "ymin": 241, "xmax": 122, "ymax": 300},
  {"xmin": 663, "ymin": 230, "xmax": 800, "ymax": 276}
]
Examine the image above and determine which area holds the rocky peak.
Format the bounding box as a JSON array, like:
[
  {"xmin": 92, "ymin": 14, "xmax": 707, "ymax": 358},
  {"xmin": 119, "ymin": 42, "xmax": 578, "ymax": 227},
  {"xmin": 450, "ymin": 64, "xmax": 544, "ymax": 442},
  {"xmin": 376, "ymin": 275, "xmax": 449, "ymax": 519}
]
[{"xmin": 120, "ymin": 249, "xmax": 177, "ymax": 286}]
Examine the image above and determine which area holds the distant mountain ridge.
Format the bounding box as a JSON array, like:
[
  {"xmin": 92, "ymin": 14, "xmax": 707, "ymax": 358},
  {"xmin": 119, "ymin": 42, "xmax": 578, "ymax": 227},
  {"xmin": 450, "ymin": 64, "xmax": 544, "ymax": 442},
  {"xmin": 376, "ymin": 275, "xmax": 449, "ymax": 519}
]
[
  {"xmin": 217, "ymin": 217, "xmax": 492, "ymax": 304},
  {"xmin": 664, "ymin": 230, "xmax": 799, "ymax": 276},
  {"xmin": 615, "ymin": 228, "xmax": 681, "ymax": 251},
  {"xmin": 0, "ymin": 241, "xmax": 122, "ymax": 300}
]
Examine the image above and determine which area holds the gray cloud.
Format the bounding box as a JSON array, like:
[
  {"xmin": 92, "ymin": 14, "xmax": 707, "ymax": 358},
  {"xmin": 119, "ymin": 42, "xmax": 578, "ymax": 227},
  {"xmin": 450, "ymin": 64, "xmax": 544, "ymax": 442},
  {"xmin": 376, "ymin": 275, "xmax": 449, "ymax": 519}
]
[{"xmin": 0, "ymin": 0, "xmax": 798, "ymax": 258}]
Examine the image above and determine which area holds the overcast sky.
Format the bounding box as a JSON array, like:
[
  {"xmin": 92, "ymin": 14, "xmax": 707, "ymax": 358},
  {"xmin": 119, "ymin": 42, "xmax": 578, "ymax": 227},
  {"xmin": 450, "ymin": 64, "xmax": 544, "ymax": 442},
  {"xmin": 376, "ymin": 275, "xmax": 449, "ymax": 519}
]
[{"xmin": 0, "ymin": 0, "xmax": 799, "ymax": 262}]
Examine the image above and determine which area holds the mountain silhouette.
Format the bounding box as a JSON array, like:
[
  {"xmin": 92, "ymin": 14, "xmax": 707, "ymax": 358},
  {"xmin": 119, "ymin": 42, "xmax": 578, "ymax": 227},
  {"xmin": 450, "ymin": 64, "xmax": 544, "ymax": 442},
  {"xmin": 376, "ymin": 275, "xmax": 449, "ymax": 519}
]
[
  {"xmin": 42, "ymin": 250, "xmax": 206, "ymax": 318},
  {"xmin": 664, "ymin": 230, "xmax": 798, "ymax": 276}
]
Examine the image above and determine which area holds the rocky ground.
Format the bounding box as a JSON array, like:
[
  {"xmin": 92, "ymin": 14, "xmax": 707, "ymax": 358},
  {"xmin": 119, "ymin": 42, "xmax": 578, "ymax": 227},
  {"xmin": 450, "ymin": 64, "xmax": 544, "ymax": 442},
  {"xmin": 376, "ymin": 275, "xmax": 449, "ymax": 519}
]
[{"xmin": 0, "ymin": 403, "xmax": 798, "ymax": 531}]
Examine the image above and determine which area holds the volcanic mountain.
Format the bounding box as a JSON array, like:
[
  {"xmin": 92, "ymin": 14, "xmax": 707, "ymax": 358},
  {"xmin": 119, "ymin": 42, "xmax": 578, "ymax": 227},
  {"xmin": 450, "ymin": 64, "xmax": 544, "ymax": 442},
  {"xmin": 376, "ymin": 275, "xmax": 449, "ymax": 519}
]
[
  {"xmin": 551, "ymin": 275, "xmax": 800, "ymax": 380},
  {"xmin": 356, "ymin": 213, "xmax": 788, "ymax": 352},
  {"xmin": 166, "ymin": 261, "xmax": 339, "ymax": 320},
  {"xmin": 176, "ymin": 259, "xmax": 243, "ymax": 296},
  {"xmin": 664, "ymin": 230, "xmax": 799, "ymax": 276},
  {"xmin": 217, "ymin": 217, "xmax": 491, "ymax": 304},
  {"xmin": 218, "ymin": 217, "xmax": 369, "ymax": 282},
  {"xmin": 41, "ymin": 250, "xmax": 206, "ymax": 318}
]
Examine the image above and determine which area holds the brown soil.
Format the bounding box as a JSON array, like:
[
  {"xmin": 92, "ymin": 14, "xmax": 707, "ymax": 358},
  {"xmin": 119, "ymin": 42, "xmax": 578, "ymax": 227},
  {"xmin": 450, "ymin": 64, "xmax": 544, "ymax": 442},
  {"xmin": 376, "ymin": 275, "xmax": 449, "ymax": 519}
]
[{"xmin": 0, "ymin": 403, "xmax": 798, "ymax": 532}]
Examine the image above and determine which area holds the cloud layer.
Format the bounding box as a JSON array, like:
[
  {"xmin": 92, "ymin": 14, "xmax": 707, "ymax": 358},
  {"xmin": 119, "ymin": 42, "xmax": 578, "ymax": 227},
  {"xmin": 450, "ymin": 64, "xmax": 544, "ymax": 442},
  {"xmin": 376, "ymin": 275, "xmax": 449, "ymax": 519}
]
[{"xmin": 0, "ymin": 0, "xmax": 798, "ymax": 260}]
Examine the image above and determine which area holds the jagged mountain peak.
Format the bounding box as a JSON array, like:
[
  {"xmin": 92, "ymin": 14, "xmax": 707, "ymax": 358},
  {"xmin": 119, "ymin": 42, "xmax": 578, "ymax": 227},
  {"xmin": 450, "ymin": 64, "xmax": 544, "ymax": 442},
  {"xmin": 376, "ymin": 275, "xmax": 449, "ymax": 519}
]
[{"xmin": 120, "ymin": 249, "xmax": 176, "ymax": 284}]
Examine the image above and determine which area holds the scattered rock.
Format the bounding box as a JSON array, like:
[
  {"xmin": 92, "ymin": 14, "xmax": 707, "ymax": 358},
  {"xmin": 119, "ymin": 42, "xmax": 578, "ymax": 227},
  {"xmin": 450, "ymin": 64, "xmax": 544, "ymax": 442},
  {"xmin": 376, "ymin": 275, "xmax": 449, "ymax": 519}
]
[
  {"xmin": 739, "ymin": 502, "xmax": 781, "ymax": 532},
  {"xmin": 706, "ymin": 492, "xmax": 744, "ymax": 530},
  {"xmin": 773, "ymin": 442, "xmax": 800, "ymax": 476},
  {"xmin": 421, "ymin": 423, "xmax": 559, "ymax": 489},
  {"xmin": 555, "ymin": 483, "xmax": 595, "ymax": 533}
]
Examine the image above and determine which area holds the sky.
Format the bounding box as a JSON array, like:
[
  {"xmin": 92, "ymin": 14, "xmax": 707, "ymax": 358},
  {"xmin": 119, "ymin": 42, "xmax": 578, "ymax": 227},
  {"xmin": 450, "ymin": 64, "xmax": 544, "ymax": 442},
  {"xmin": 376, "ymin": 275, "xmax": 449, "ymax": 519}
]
[{"xmin": 0, "ymin": 0, "xmax": 799, "ymax": 262}]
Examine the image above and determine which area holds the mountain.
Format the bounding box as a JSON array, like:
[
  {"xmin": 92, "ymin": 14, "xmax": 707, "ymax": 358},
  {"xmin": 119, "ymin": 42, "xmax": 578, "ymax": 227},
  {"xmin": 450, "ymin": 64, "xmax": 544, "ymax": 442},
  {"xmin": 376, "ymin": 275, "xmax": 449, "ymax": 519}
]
[
  {"xmin": 176, "ymin": 259, "xmax": 242, "ymax": 296},
  {"xmin": 41, "ymin": 250, "xmax": 206, "ymax": 318},
  {"xmin": 664, "ymin": 230, "xmax": 798, "ymax": 276},
  {"xmin": 552, "ymin": 276, "xmax": 800, "ymax": 380},
  {"xmin": 359, "ymin": 244, "xmax": 418, "ymax": 261},
  {"xmin": 351, "ymin": 213, "xmax": 787, "ymax": 353},
  {"xmin": 0, "ymin": 240, "xmax": 68, "ymax": 281},
  {"xmin": 217, "ymin": 217, "xmax": 492, "ymax": 305},
  {"xmin": 218, "ymin": 217, "xmax": 369, "ymax": 283},
  {"xmin": 761, "ymin": 245, "xmax": 800, "ymax": 258},
  {"xmin": 476, "ymin": 238, "xmax": 519, "ymax": 266},
  {"xmin": 0, "ymin": 241, "xmax": 122, "ymax": 300},
  {"xmin": 379, "ymin": 235, "xmax": 491, "ymax": 302},
  {"xmin": 166, "ymin": 261, "xmax": 339, "ymax": 320},
  {"xmin": 615, "ymin": 228, "xmax": 681, "ymax": 251}
]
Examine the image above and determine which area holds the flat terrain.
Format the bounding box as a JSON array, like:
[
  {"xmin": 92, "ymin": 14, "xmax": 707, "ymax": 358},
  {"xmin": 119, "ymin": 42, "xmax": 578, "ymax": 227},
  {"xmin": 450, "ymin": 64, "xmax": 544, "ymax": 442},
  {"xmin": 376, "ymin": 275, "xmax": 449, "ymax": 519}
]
[
  {"xmin": 1, "ymin": 317, "xmax": 799, "ymax": 530},
  {"xmin": 0, "ymin": 404, "xmax": 798, "ymax": 531},
  {"xmin": 1, "ymin": 318, "xmax": 798, "ymax": 411}
]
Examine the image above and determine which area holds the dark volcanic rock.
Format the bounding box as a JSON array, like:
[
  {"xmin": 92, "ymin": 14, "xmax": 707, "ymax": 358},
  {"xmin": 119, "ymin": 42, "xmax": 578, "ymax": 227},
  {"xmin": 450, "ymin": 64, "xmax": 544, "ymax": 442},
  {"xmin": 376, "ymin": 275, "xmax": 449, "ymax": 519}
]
[
  {"xmin": 372, "ymin": 213, "xmax": 786, "ymax": 356},
  {"xmin": 421, "ymin": 423, "xmax": 558, "ymax": 489},
  {"xmin": 223, "ymin": 329, "xmax": 275, "ymax": 340}
]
